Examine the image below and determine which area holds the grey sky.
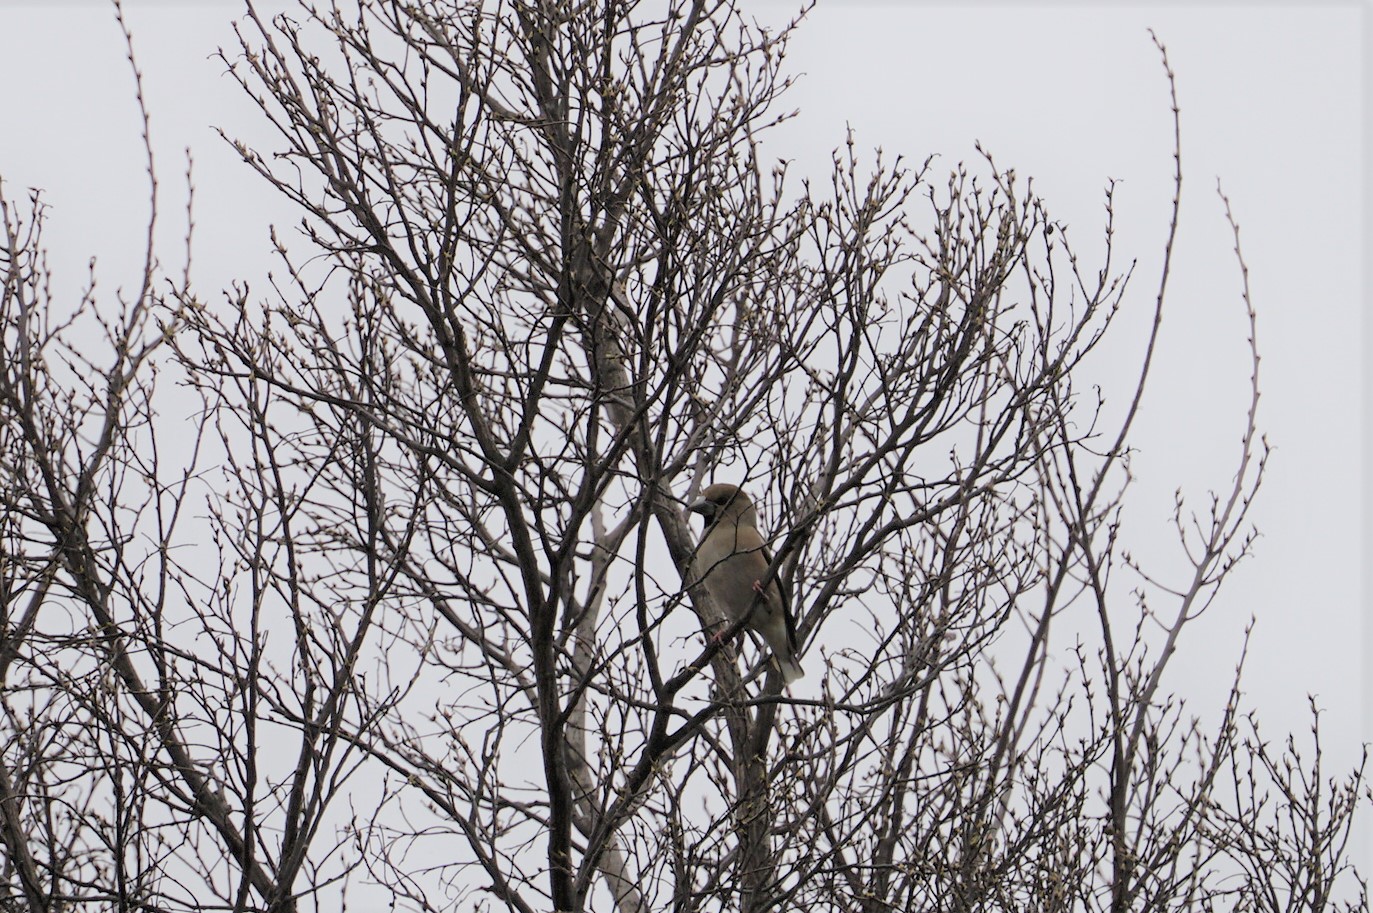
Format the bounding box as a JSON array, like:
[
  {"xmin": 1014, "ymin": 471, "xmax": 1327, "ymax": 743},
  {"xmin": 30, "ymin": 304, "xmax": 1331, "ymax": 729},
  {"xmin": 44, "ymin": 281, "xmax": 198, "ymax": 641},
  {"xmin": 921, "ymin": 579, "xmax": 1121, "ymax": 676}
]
[{"xmin": 1, "ymin": 0, "xmax": 1366, "ymax": 871}]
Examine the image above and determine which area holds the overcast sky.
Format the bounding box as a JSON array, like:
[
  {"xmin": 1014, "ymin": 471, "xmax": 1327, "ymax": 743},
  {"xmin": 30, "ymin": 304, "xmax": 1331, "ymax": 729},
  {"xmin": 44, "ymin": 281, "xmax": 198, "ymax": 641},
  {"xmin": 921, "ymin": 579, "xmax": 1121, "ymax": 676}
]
[
  {"xmin": 0, "ymin": 0, "xmax": 1366, "ymax": 868},
  {"xmin": 762, "ymin": 14, "xmax": 1365, "ymax": 878},
  {"xmin": 763, "ymin": 0, "xmax": 1366, "ymax": 749}
]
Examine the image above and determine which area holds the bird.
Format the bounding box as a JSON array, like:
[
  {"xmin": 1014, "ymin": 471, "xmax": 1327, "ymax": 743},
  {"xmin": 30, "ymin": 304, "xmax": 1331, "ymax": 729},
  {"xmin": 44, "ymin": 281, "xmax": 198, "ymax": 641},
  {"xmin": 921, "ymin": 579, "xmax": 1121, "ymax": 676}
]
[{"xmin": 687, "ymin": 483, "xmax": 805, "ymax": 684}]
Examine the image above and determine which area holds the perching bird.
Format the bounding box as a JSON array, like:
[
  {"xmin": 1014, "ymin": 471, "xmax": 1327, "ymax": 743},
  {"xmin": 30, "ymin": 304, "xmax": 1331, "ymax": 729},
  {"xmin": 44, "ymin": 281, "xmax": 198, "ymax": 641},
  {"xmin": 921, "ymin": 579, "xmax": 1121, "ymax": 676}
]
[{"xmin": 687, "ymin": 483, "xmax": 805, "ymax": 684}]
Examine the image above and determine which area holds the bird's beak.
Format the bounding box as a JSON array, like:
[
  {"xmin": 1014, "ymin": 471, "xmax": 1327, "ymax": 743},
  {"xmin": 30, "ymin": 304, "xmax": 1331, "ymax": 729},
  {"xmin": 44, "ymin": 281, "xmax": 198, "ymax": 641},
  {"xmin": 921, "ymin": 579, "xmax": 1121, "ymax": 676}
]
[{"xmin": 687, "ymin": 499, "xmax": 710, "ymax": 516}]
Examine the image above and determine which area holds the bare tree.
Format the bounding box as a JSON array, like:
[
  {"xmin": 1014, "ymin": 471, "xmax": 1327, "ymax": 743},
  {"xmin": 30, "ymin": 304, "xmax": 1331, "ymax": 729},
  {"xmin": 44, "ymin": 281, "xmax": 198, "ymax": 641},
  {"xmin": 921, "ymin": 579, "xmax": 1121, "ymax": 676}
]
[{"xmin": 0, "ymin": 2, "xmax": 1365, "ymax": 912}]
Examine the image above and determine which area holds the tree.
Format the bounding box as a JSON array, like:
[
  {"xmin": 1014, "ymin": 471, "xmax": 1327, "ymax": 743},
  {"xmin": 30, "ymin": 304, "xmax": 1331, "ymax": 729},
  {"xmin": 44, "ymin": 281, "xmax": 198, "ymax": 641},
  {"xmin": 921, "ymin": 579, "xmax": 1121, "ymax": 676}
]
[{"xmin": 0, "ymin": 1, "xmax": 1365, "ymax": 911}]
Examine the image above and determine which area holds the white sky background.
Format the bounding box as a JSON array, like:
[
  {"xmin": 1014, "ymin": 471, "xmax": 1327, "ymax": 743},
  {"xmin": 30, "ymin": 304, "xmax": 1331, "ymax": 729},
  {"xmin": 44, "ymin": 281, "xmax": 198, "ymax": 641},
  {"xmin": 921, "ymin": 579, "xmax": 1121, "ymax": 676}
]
[
  {"xmin": 763, "ymin": 0, "xmax": 1366, "ymax": 754},
  {"xmin": 0, "ymin": 0, "xmax": 1366, "ymax": 878}
]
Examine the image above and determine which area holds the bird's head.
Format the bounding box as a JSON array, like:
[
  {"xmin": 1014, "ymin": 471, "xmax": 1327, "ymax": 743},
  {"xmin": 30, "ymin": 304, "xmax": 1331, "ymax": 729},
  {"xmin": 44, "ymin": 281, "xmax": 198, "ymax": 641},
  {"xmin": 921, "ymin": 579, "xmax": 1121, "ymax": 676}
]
[{"xmin": 688, "ymin": 483, "xmax": 758, "ymax": 529}]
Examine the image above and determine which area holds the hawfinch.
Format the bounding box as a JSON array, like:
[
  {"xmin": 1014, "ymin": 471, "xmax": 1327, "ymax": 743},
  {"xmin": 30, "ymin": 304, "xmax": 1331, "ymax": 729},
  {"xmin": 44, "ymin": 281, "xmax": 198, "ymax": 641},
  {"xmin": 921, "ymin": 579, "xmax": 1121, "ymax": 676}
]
[{"xmin": 687, "ymin": 483, "xmax": 805, "ymax": 684}]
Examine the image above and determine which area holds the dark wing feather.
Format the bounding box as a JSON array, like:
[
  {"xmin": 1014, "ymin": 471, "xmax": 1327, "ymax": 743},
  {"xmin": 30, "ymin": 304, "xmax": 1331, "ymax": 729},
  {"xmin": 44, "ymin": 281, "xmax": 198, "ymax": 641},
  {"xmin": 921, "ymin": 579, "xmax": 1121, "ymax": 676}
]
[{"xmin": 760, "ymin": 541, "xmax": 799, "ymax": 653}]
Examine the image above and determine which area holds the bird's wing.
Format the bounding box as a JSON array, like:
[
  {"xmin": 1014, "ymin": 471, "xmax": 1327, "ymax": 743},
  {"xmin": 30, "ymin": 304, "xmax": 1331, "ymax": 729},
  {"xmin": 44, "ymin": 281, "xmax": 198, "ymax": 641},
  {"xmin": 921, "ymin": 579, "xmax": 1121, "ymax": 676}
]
[{"xmin": 738, "ymin": 525, "xmax": 799, "ymax": 654}]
